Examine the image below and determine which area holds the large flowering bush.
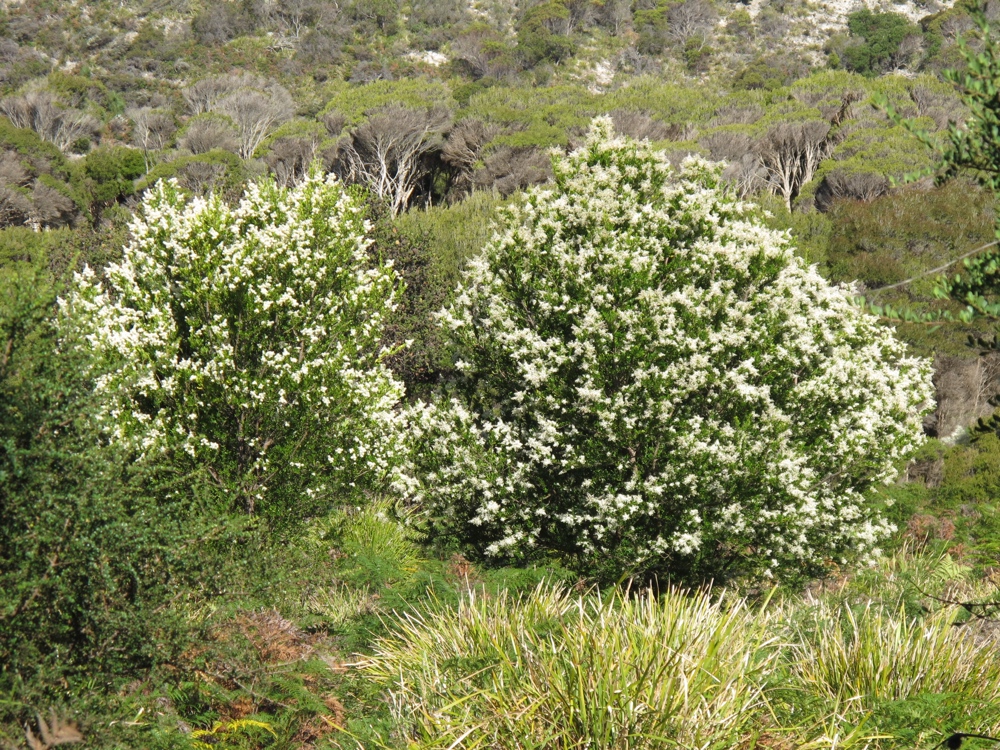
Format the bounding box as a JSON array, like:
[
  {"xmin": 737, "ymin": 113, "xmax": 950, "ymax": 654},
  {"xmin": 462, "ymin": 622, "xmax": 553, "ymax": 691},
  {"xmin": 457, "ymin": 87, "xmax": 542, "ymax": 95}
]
[
  {"xmin": 66, "ymin": 171, "xmax": 405, "ymax": 516},
  {"xmin": 404, "ymin": 119, "xmax": 934, "ymax": 582}
]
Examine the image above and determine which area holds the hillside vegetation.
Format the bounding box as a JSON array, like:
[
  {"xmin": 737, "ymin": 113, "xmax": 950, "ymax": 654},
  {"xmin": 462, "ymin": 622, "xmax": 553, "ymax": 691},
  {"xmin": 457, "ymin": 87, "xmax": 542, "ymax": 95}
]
[{"xmin": 7, "ymin": 0, "xmax": 1000, "ymax": 748}]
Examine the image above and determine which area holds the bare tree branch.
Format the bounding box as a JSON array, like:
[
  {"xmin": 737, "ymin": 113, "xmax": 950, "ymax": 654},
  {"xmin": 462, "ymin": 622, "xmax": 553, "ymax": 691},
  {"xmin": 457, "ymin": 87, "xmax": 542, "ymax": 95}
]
[{"xmin": 335, "ymin": 104, "xmax": 451, "ymax": 215}]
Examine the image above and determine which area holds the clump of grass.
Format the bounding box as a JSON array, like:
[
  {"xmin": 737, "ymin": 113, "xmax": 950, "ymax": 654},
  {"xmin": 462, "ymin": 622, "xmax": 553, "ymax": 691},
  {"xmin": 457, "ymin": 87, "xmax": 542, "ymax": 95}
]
[
  {"xmin": 310, "ymin": 500, "xmax": 423, "ymax": 576},
  {"xmin": 772, "ymin": 549, "xmax": 1000, "ymax": 747},
  {"xmin": 307, "ymin": 584, "xmax": 382, "ymax": 627},
  {"xmin": 357, "ymin": 549, "xmax": 1000, "ymax": 749},
  {"xmin": 363, "ymin": 583, "xmax": 784, "ymax": 749},
  {"xmin": 789, "ymin": 602, "xmax": 1000, "ymax": 708}
]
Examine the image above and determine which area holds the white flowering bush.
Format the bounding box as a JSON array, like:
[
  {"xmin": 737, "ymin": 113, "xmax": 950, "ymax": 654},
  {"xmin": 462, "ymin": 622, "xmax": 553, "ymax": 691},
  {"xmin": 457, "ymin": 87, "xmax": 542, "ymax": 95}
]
[
  {"xmin": 403, "ymin": 118, "xmax": 934, "ymax": 582},
  {"xmin": 66, "ymin": 171, "xmax": 405, "ymax": 516}
]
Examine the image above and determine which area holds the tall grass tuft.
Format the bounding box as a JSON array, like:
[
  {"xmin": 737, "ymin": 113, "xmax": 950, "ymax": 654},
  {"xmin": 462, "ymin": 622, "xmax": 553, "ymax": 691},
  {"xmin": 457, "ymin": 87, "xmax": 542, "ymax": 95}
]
[
  {"xmin": 364, "ymin": 583, "xmax": 782, "ymax": 749},
  {"xmin": 309, "ymin": 499, "xmax": 423, "ymax": 575},
  {"xmin": 789, "ymin": 600, "xmax": 1000, "ymax": 712}
]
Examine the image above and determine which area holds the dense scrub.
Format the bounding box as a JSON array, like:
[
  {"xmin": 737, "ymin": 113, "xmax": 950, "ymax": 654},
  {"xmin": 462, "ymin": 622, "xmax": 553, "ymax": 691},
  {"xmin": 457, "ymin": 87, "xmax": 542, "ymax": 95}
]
[
  {"xmin": 0, "ymin": 123, "xmax": 983, "ymax": 750},
  {"xmin": 7, "ymin": 1, "xmax": 1000, "ymax": 748}
]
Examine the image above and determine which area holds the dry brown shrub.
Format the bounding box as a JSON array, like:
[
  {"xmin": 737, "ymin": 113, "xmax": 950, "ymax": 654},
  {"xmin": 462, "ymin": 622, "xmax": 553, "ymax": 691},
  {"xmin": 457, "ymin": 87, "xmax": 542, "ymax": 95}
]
[
  {"xmin": 472, "ymin": 145, "xmax": 551, "ymax": 196},
  {"xmin": 221, "ymin": 695, "xmax": 256, "ymax": 720},
  {"xmin": 610, "ymin": 109, "xmax": 674, "ymax": 142},
  {"xmin": 293, "ymin": 715, "xmax": 342, "ymax": 746},
  {"xmin": 906, "ymin": 513, "xmax": 956, "ymax": 544},
  {"xmin": 24, "ymin": 713, "xmax": 82, "ymax": 750},
  {"xmin": 323, "ymin": 694, "xmax": 347, "ymax": 723},
  {"xmin": 179, "ymin": 117, "xmax": 239, "ymax": 154},
  {"xmin": 445, "ymin": 553, "xmax": 482, "ymax": 592},
  {"xmin": 287, "ymin": 697, "xmax": 346, "ymax": 746},
  {"xmin": 237, "ymin": 609, "xmax": 313, "ymax": 663}
]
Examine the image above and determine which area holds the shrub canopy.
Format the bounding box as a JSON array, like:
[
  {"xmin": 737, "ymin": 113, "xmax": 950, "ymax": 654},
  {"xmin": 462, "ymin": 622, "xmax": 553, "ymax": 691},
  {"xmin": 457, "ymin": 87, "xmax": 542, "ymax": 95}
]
[
  {"xmin": 403, "ymin": 119, "xmax": 934, "ymax": 583},
  {"xmin": 67, "ymin": 171, "xmax": 405, "ymax": 517}
]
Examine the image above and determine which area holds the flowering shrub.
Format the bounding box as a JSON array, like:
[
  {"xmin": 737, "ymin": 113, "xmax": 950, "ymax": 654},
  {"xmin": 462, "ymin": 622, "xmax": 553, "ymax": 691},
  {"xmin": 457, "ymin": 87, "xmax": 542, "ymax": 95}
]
[
  {"xmin": 67, "ymin": 171, "xmax": 405, "ymax": 516},
  {"xmin": 403, "ymin": 119, "xmax": 934, "ymax": 582}
]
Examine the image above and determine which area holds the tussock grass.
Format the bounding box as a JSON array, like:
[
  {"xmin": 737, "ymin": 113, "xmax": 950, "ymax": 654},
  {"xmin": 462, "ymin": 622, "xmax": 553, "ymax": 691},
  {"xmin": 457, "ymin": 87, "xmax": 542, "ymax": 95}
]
[
  {"xmin": 357, "ymin": 556, "xmax": 1000, "ymax": 749},
  {"xmin": 789, "ymin": 601, "xmax": 1000, "ymax": 710},
  {"xmin": 364, "ymin": 584, "xmax": 783, "ymax": 749},
  {"xmin": 308, "ymin": 583, "xmax": 382, "ymax": 626},
  {"xmin": 313, "ymin": 500, "xmax": 423, "ymax": 574}
]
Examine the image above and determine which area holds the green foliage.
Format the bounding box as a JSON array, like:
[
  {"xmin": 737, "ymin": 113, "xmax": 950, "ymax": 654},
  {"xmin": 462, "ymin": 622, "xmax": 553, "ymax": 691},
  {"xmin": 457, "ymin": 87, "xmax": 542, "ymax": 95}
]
[
  {"xmin": 775, "ymin": 591, "xmax": 1000, "ymax": 748},
  {"xmin": 883, "ymin": 11, "xmax": 1000, "ymax": 437},
  {"xmin": 347, "ymin": 0, "xmax": 401, "ymax": 35},
  {"xmin": 683, "ymin": 37, "xmax": 713, "ymax": 72},
  {"xmin": 0, "ymin": 226, "xmax": 88, "ymax": 275},
  {"xmin": 886, "ymin": 435, "xmax": 1000, "ymax": 561},
  {"xmin": 320, "ymin": 80, "xmax": 454, "ymax": 129},
  {"xmin": 0, "ymin": 251, "xmax": 204, "ymax": 706},
  {"xmin": 364, "ymin": 201, "xmax": 452, "ymax": 394},
  {"xmin": 604, "ymin": 78, "xmax": 718, "ymax": 127},
  {"xmin": 461, "ymin": 84, "xmax": 598, "ymax": 149},
  {"xmin": 366, "ymin": 585, "xmax": 781, "ymax": 749},
  {"xmin": 842, "ymin": 9, "xmax": 920, "ymax": 76},
  {"xmin": 753, "ymin": 192, "xmax": 832, "ymax": 266},
  {"xmin": 257, "ymin": 118, "xmax": 326, "ymax": 156},
  {"xmin": 395, "ymin": 188, "xmax": 508, "ymax": 287},
  {"xmin": 516, "ymin": 1, "xmax": 577, "ymax": 65},
  {"xmin": 920, "ymin": 4, "xmax": 975, "ymax": 70},
  {"xmin": 447, "ymin": 80, "xmax": 710, "ymax": 161},
  {"xmin": 312, "ymin": 499, "xmax": 423, "ymax": 582},
  {"xmin": 779, "ymin": 76, "xmax": 940, "ymax": 214},
  {"xmin": 47, "ymin": 71, "xmax": 112, "ymax": 113},
  {"xmin": 819, "ymin": 180, "xmax": 995, "ymax": 358},
  {"xmin": 826, "ymin": 180, "xmax": 994, "ymax": 297},
  {"xmin": 135, "ymin": 149, "xmax": 249, "ymax": 199},
  {"xmin": 733, "ymin": 57, "xmax": 791, "ymax": 90},
  {"xmin": 83, "ymin": 145, "xmax": 146, "ymax": 205},
  {"xmin": 901, "ymin": 16, "xmax": 1000, "ymax": 330},
  {"xmin": 633, "ymin": 0, "xmax": 670, "ymax": 55},
  {"xmin": 0, "ymin": 116, "xmax": 78, "ymax": 184},
  {"xmin": 801, "ymin": 122, "xmax": 934, "ymax": 208}
]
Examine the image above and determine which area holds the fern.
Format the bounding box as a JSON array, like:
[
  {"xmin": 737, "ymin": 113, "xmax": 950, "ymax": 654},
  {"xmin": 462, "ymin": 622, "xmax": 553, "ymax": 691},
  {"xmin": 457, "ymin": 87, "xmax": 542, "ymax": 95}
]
[{"xmin": 190, "ymin": 718, "xmax": 277, "ymax": 749}]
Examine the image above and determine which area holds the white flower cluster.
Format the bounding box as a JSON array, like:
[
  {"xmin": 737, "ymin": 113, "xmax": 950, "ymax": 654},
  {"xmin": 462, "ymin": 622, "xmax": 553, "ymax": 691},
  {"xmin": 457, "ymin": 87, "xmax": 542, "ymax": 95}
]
[
  {"xmin": 402, "ymin": 118, "xmax": 934, "ymax": 579},
  {"xmin": 65, "ymin": 171, "xmax": 405, "ymax": 515}
]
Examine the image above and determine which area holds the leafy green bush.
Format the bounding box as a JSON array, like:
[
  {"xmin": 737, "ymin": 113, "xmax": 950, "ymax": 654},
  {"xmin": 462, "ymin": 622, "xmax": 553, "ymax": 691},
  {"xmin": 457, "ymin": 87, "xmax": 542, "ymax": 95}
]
[
  {"xmin": 83, "ymin": 145, "xmax": 146, "ymax": 206},
  {"xmin": 825, "ymin": 180, "xmax": 994, "ymax": 298},
  {"xmin": 402, "ymin": 119, "xmax": 933, "ymax": 585},
  {"xmin": 633, "ymin": 0, "xmax": 670, "ymax": 55},
  {"xmin": 733, "ymin": 57, "xmax": 791, "ymax": 90},
  {"xmin": 461, "ymin": 84, "xmax": 598, "ymax": 150},
  {"xmin": 843, "ymin": 9, "xmax": 920, "ymax": 76},
  {"xmin": 516, "ymin": 1, "xmax": 577, "ymax": 66},
  {"xmin": 0, "ymin": 255, "xmax": 206, "ymax": 707},
  {"xmin": 46, "ymin": 71, "xmax": 113, "ymax": 113},
  {"xmin": 135, "ymin": 149, "xmax": 249, "ymax": 198},
  {"xmin": 320, "ymin": 80, "xmax": 454, "ymax": 130},
  {"xmin": 364, "ymin": 202, "xmax": 451, "ymax": 394},
  {"xmin": 0, "ymin": 115, "xmax": 73, "ymax": 180}
]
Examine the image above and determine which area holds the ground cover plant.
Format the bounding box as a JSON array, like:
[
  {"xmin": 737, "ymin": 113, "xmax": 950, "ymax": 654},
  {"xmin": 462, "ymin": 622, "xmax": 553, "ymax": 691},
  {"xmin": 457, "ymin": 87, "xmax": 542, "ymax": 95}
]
[{"xmin": 360, "ymin": 565, "xmax": 1000, "ymax": 750}]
